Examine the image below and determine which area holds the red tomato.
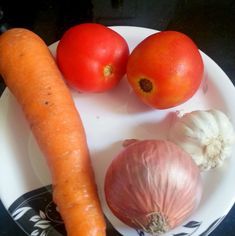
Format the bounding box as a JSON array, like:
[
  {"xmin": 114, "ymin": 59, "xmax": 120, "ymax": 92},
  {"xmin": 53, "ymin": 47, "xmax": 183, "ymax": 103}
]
[
  {"xmin": 57, "ymin": 23, "xmax": 129, "ymax": 92},
  {"xmin": 127, "ymin": 31, "xmax": 204, "ymax": 109}
]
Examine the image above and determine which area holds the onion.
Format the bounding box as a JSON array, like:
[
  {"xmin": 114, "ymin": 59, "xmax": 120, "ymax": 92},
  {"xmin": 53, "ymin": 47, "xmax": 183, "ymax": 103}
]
[{"xmin": 104, "ymin": 140, "xmax": 202, "ymax": 235}]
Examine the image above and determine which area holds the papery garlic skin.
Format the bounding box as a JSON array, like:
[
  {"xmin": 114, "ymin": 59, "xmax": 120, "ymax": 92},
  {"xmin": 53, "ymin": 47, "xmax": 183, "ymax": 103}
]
[{"xmin": 168, "ymin": 109, "xmax": 235, "ymax": 171}]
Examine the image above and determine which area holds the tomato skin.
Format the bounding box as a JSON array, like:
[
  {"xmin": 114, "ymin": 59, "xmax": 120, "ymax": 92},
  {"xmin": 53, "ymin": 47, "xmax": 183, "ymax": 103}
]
[
  {"xmin": 57, "ymin": 23, "xmax": 129, "ymax": 92},
  {"xmin": 127, "ymin": 31, "xmax": 204, "ymax": 109}
]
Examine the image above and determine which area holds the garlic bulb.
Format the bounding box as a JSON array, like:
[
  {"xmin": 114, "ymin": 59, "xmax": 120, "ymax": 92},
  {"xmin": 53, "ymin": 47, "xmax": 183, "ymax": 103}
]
[{"xmin": 168, "ymin": 109, "xmax": 235, "ymax": 171}]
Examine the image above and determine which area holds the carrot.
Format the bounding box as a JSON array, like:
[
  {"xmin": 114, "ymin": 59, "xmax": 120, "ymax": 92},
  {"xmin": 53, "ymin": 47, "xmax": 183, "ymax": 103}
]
[{"xmin": 0, "ymin": 28, "xmax": 106, "ymax": 236}]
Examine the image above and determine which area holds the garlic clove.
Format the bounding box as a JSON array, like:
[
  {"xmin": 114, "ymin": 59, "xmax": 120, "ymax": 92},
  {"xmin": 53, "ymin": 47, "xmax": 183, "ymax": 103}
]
[
  {"xmin": 210, "ymin": 109, "xmax": 235, "ymax": 143},
  {"xmin": 183, "ymin": 111, "xmax": 219, "ymax": 141}
]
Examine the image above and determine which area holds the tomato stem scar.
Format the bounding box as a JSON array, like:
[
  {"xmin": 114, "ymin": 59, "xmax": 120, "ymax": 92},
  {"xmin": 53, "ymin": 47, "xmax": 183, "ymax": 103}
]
[
  {"xmin": 103, "ymin": 64, "xmax": 113, "ymax": 77},
  {"xmin": 139, "ymin": 78, "xmax": 153, "ymax": 93}
]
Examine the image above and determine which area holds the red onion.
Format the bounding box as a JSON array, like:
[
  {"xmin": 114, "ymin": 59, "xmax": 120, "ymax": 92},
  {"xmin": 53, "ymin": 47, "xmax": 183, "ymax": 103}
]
[{"xmin": 104, "ymin": 140, "xmax": 202, "ymax": 235}]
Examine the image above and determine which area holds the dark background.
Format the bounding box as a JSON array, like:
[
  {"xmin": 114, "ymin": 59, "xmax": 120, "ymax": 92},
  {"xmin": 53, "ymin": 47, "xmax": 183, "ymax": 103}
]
[{"xmin": 0, "ymin": 0, "xmax": 235, "ymax": 235}]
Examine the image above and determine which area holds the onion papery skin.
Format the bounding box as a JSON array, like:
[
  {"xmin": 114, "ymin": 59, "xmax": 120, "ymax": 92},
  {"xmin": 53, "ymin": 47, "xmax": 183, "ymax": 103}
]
[{"xmin": 104, "ymin": 140, "xmax": 202, "ymax": 235}]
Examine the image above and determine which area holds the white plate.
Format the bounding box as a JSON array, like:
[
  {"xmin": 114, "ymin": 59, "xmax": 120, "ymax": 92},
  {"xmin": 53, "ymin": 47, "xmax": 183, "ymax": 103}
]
[{"xmin": 0, "ymin": 26, "xmax": 235, "ymax": 236}]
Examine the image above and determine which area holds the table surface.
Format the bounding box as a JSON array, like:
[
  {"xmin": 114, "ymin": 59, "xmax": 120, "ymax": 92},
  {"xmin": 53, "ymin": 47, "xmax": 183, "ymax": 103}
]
[{"xmin": 1, "ymin": 0, "xmax": 235, "ymax": 235}]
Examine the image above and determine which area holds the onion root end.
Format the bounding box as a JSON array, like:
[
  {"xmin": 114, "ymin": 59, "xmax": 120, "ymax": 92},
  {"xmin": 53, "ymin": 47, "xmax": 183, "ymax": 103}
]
[{"xmin": 134, "ymin": 212, "xmax": 169, "ymax": 236}]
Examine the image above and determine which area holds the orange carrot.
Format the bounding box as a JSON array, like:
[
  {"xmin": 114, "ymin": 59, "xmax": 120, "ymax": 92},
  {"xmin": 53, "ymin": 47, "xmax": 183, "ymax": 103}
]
[{"xmin": 0, "ymin": 28, "xmax": 106, "ymax": 236}]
